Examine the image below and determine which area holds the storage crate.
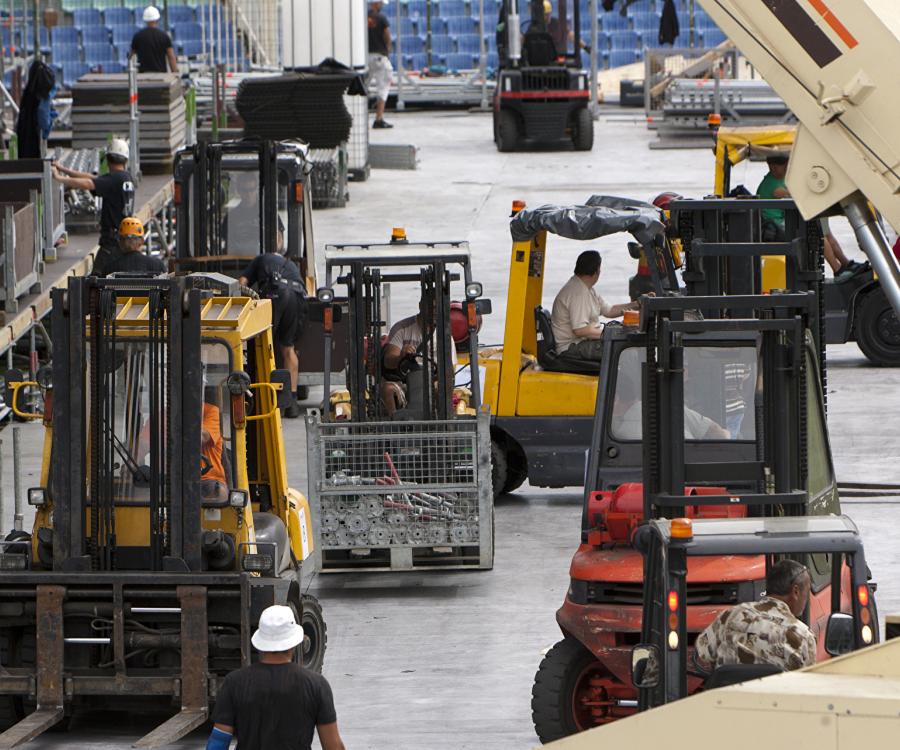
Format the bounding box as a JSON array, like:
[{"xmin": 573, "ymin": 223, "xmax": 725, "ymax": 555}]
[
  {"xmin": 344, "ymin": 93, "xmax": 369, "ymax": 181},
  {"xmin": 308, "ymin": 146, "xmax": 349, "ymax": 209},
  {"xmin": 0, "ymin": 194, "xmax": 42, "ymax": 313},
  {"xmin": 305, "ymin": 411, "xmax": 493, "ymax": 571}
]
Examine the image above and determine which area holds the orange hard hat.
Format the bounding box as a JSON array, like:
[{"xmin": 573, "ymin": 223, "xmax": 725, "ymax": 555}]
[{"xmin": 118, "ymin": 217, "xmax": 144, "ymax": 238}]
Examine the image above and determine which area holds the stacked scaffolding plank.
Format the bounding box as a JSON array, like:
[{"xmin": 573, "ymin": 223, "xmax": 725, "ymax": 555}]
[{"xmin": 71, "ymin": 73, "xmax": 186, "ymax": 168}]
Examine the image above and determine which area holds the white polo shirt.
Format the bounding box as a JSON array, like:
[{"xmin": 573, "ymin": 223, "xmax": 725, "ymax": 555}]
[
  {"xmin": 551, "ymin": 275, "xmax": 613, "ymax": 352},
  {"xmin": 387, "ymin": 315, "xmax": 458, "ymax": 366}
]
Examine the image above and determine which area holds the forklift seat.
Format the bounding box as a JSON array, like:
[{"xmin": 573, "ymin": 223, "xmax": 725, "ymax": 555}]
[
  {"xmin": 523, "ymin": 31, "xmax": 558, "ymax": 66},
  {"xmin": 534, "ymin": 306, "xmax": 602, "ymax": 375}
]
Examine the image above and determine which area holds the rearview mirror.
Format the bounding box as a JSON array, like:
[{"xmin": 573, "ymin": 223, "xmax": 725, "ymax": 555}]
[
  {"xmin": 627, "ymin": 242, "xmax": 643, "ymax": 260},
  {"xmin": 825, "ymin": 612, "xmax": 855, "ymax": 657},
  {"xmin": 631, "ymin": 643, "xmax": 660, "ymax": 688},
  {"xmin": 269, "ymin": 369, "xmax": 293, "ymax": 410}
]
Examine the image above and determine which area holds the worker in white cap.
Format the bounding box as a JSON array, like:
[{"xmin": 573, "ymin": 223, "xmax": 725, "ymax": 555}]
[
  {"xmin": 207, "ymin": 605, "xmax": 346, "ymax": 750},
  {"xmin": 52, "ymin": 137, "xmax": 136, "ymax": 276},
  {"xmin": 130, "ymin": 6, "xmax": 177, "ymax": 73}
]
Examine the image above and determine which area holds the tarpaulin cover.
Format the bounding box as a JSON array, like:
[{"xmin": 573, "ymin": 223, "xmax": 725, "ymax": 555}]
[{"xmin": 510, "ymin": 196, "xmax": 665, "ymax": 245}]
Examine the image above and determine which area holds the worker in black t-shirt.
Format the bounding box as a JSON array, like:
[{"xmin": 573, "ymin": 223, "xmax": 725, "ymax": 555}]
[
  {"xmin": 208, "ymin": 605, "xmax": 345, "ymax": 750},
  {"xmin": 131, "ymin": 6, "xmax": 177, "ymax": 73},
  {"xmin": 105, "ymin": 217, "xmax": 166, "ymax": 276},
  {"xmin": 367, "ymin": 0, "xmax": 393, "ymax": 129},
  {"xmin": 52, "ymin": 137, "xmax": 136, "ymax": 276},
  {"xmin": 239, "ymin": 231, "xmax": 307, "ymax": 418}
]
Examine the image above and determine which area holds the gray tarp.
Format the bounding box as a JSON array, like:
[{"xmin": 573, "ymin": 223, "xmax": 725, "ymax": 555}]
[{"xmin": 509, "ymin": 196, "xmax": 665, "ymax": 246}]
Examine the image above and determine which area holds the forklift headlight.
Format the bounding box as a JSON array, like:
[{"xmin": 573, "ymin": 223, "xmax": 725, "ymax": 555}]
[
  {"xmin": 27, "ymin": 487, "xmax": 47, "ymax": 507},
  {"xmin": 229, "ymin": 489, "xmax": 249, "ymax": 508},
  {"xmin": 0, "ymin": 554, "xmax": 27, "ymax": 571},
  {"xmin": 241, "ymin": 553, "xmax": 275, "ymax": 574},
  {"xmin": 317, "ymin": 287, "xmax": 334, "ymax": 303},
  {"xmin": 465, "ymin": 282, "xmax": 482, "ymax": 299}
]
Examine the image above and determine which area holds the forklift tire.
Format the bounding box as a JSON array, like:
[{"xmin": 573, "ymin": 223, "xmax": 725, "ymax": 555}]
[
  {"xmin": 572, "ymin": 108, "xmax": 593, "ymax": 151},
  {"xmin": 532, "ymin": 637, "xmax": 603, "ymax": 742},
  {"xmin": 491, "ymin": 438, "xmax": 528, "ymax": 498},
  {"xmin": 299, "ymin": 594, "xmax": 327, "ymax": 673},
  {"xmin": 856, "ymin": 287, "xmax": 900, "ymax": 366},
  {"xmin": 496, "ymin": 110, "xmax": 519, "ymax": 153}
]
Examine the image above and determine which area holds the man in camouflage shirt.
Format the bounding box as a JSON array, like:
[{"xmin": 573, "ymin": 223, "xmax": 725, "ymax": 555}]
[{"xmin": 695, "ymin": 559, "xmax": 817, "ymax": 671}]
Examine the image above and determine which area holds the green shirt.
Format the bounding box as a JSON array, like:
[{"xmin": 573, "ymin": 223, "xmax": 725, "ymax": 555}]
[{"xmin": 757, "ymin": 172, "xmax": 786, "ymax": 227}]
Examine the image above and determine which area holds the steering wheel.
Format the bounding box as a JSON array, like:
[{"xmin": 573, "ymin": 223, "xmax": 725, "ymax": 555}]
[{"xmin": 200, "ymin": 454, "xmax": 212, "ymax": 477}]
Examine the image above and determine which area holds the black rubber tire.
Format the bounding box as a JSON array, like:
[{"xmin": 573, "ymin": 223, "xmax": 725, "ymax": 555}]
[
  {"xmin": 531, "ymin": 637, "xmax": 598, "ymax": 744},
  {"xmin": 299, "ymin": 594, "xmax": 327, "ymax": 673},
  {"xmin": 490, "ymin": 439, "xmax": 508, "ymax": 500},
  {"xmin": 572, "ymin": 107, "xmax": 594, "ymax": 151},
  {"xmin": 0, "ymin": 631, "xmax": 22, "ymax": 731},
  {"xmin": 496, "ymin": 110, "xmax": 519, "ymax": 153},
  {"xmin": 856, "ymin": 287, "xmax": 900, "ymax": 366}
]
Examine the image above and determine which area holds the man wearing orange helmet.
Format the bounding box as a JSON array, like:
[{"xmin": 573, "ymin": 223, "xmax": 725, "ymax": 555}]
[{"xmin": 104, "ymin": 217, "xmax": 166, "ymax": 276}]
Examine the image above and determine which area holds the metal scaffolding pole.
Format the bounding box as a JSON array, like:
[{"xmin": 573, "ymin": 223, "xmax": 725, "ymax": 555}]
[
  {"xmin": 477, "ymin": 0, "xmax": 489, "ymax": 110},
  {"xmin": 589, "ymin": 0, "xmax": 599, "ymax": 114},
  {"xmin": 395, "ymin": 0, "xmax": 404, "ymax": 111}
]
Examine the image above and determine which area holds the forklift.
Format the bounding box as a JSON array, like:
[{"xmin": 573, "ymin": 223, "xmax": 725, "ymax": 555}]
[
  {"xmin": 494, "ymin": 0, "xmax": 593, "ymax": 152},
  {"xmin": 304, "ymin": 237, "xmax": 495, "ymax": 572},
  {"xmin": 0, "ymin": 275, "xmax": 325, "ymax": 747},
  {"xmin": 531, "ymin": 293, "xmax": 873, "ymax": 741},
  {"xmin": 707, "ymin": 124, "xmax": 900, "ymax": 366}
]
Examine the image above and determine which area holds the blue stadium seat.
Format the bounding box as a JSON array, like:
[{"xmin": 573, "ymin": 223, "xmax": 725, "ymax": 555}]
[
  {"xmin": 438, "ymin": 0, "xmax": 467, "ymax": 16},
  {"xmin": 404, "ymin": 52, "xmax": 429, "ymax": 70},
  {"xmin": 484, "ymin": 33, "xmax": 497, "ymax": 52},
  {"xmin": 609, "ymin": 30, "xmax": 639, "ymax": 49},
  {"xmin": 487, "ymin": 51, "xmax": 499, "ymax": 70},
  {"xmin": 446, "ymin": 16, "xmax": 477, "ymax": 35},
  {"xmin": 82, "ymin": 26, "xmax": 112, "ymax": 44},
  {"xmin": 400, "ymin": 34, "xmax": 425, "ymax": 53},
  {"xmin": 405, "ymin": 1, "xmax": 429, "ymax": 17},
  {"xmin": 73, "ymin": 8, "xmax": 102, "ymax": 29},
  {"xmin": 179, "ymin": 39, "xmax": 204, "ymax": 58},
  {"xmin": 694, "ymin": 11, "xmax": 718, "ymax": 29},
  {"xmin": 399, "ymin": 17, "xmax": 417, "ymax": 36},
  {"xmin": 443, "ymin": 52, "xmax": 477, "ymax": 70},
  {"xmin": 17, "ymin": 26, "xmax": 51, "ymax": 54},
  {"xmin": 53, "ymin": 26, "xmax": 80, "ymax": 45},
  {"xmin": 600, "ymin": 13, "xmax": 629, "ymax": 32},
  {"xmin": 52, "ymin": 43, "xmax": 81, "ymax": 64},
  {"xmin": 111, "ymin": 25, "xmax": 139, "ymax": 45},
  {"xmin": 83, "ymin": 42, "xmax": 116, "ymax": 66},
  {"xmin": 455, "ymin": 33, "xmax": 482, "ymax": 53},
  {"xmin": 103, "ymin": 8, "xmax": 135, "ymax": 26},
  {"xmin": 115, "ymin": 44, "xmax": 131, "ymax": 65},
  {"xmin": 428, "ymin": 17, "xmax": 448, "ymax": 34},
  {"xmin": 630, "ymin": 11, "xmax": 658, "ymax": 32},
  {"xmin": 167, "ymin": 5, "xmax": 196, "ymax": 25},
  {"xmin": 699, "ymin": 28, "xmax": 727, "ymax": 47},
  {"xmin": 98, "ymin": 61, "xmax": 125, "ymax": 74},
  {"xmin": 608, "ymin": 49, "xmax": 639, "ymax": 67},
  {"xmin": 626, "ymin": 0, "xmax": 654, "ymax": 11},
  {"xmin": 173, "ymin": 22, "xmax": 203, "ymax": 43},
  {"xmin": 430, "ymin": 35, "xmax": 455, "ymax": 54},
  {"xmin": 591, "ymin": 31, "xmax": 609, "ymax": 51},
  {"xmin": 62, "ymin": 62, "xmax": 90, "ymax": 89}
]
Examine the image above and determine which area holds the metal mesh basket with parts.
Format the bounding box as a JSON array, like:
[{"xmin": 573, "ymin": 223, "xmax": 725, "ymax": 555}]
[
  {"xmin": 309, "ymin": 146, "xmax": 349, "ymax": 209},
  {"xmin": 306, "ymin": 412, "xmax": 493, "ymax": 571}
]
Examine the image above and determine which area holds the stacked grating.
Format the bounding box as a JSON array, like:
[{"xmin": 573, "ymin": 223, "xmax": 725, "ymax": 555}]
[
  {"xmin": 71, "ymin": 73, "xmax": 186, "ymax": 168},
  {"xmin": 235, "ymin": 74, "xmax": 353, "ymax": 149}
]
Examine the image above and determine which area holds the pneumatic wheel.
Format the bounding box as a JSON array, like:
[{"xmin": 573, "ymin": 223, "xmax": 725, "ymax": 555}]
[
  {"xmin": 532, "ymin": 638, "xmax": 627, "ymax": 743},
  {"xmin": 297, "ymin": 594, "xmax": 327, "ymax": 673},
  {"xmin": 856, "ymin": 286, "xmax": 900, "ymax": 366},
  {"xmin": 572, "ymin": 107, "xmax": 593, "ymax": 151},
  {"xmin": 496, "ymin": 110, "xmax": 519, "ymax": 152}
]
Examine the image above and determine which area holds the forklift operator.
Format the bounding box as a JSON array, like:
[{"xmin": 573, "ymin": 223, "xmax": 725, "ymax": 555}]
[
  {"xmin": 381, "ymin": 306, "xmax": 458, "ymax": 417},
  {"xmin": 695, "ymin": 559, "xmax": 817, "ymax": 671},
  {"xmin": 551, "ymin": 250, "xmax": 639, "ymax": 362}
]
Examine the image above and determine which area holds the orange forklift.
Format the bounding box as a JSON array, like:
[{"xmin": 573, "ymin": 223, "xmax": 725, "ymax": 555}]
[{"xmin": 531, "ymin": 293, "xmax": 874, "ymax": 741}]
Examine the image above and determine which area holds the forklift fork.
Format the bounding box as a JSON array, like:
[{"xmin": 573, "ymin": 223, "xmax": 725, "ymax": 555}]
[
  {"xmin": 0, "ymin": 586, "xmax": 66, "ymax": 749},
  {"xmin": 133, "ymin": 586, "xmax": 210, "ymax": 748}
]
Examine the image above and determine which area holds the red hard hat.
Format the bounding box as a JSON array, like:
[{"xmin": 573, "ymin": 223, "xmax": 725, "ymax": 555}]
[
  {"xmin": 450, "ymin": 301, "xmax": 482, "ymax": 344},
  {"xmin": 652, "ymin": 192, "xmax": 682, "ymax": 211}
]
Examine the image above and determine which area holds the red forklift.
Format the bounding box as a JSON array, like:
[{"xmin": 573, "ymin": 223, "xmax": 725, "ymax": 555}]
[
  {"xmin": 531, "ymin": 293, "xmax": 875, "ymax": 741},
  {"xmin": 493, "ymin": 0, "xmax": 593, "ymax": 152}
]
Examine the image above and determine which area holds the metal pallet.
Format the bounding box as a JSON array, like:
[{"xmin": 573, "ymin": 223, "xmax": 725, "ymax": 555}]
[{"xmin": 306, "ymin": 411, "xmax": 493, "ymax": 572}]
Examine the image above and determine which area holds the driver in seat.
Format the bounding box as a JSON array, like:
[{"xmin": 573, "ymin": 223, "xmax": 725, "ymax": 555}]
[
  {"xmin": 695, "ymin": 559, "xmax": 817, "ymax": 671},
  {"xmin": 551, "ymin": 250, "xmax": 639, "ymax": 362},
  {"xmin": 380, "ymin": 302, "xmax": 458, "ymax": 417}
]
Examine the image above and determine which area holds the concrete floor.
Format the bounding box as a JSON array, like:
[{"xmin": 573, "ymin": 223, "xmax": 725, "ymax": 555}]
[{"xmin": 4, "ymin": 108, "xmax": 900, "ymax": 748}]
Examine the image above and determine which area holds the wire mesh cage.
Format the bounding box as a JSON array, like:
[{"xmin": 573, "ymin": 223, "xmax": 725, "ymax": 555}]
[
  {"xmin": 308, "ymin": 146, "xmax": 349, "ymax": 209},
  {"xmin": 344, "ymin": 93, "xmax": 369, "ymax": 181},
  {"xmin": 306, "ymin": 411, "xmax": 493, "ymax": 571}
]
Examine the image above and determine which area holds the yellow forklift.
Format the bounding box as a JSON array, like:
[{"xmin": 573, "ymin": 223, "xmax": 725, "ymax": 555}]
[
  {"xmin": 480, "ymin": 197, "xmax": 674, "ymax": 497},
  {"xmin": 0, "ymin": 275, "xmax": 324, "ymax": 747}
]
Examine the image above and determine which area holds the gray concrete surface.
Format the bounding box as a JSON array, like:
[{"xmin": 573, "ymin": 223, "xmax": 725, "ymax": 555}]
[{"xmin": 3, "ymin": 108, "xmax": 900, "ymax": 749}]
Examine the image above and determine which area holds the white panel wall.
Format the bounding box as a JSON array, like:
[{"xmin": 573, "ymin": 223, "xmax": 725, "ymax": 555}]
[{"xmin": 282, "ymin": 0, "xmax": 368, "ymax": 69}]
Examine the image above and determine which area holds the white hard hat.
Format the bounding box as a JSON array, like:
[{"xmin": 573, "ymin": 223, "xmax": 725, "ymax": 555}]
[
  {"xmin": 251, "ymin": 605, "xmax": 304, "ymax": 653},
  {"xmin": 107, "ymin": 137, "xmax": 129, "ymax": 161},
  {"xmin": 143, "ymin": 6, "xmax": 161, "ymax": 23}
]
